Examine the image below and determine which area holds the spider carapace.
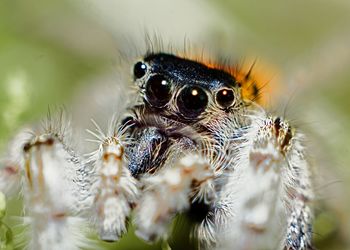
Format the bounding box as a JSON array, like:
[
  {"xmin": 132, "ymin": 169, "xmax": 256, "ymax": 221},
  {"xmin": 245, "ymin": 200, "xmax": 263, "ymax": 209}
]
[{"xmin": 125, "ymin": 53, "xmax": 246, "ymax": 176}]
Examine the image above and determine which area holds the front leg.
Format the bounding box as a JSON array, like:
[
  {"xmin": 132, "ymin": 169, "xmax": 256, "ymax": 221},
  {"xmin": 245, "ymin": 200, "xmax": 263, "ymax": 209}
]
[
  {"xmin": 283, "ymin": 128, "xmax": 313, "ymax": 250},
  {"xmin": 0, "ymin": 162, "xmax": 20, "ymax": 197},
  {"xmin": 219, "ymin": 114, "xmax": 314, "ymax": 250},
  {"xmin": 134, "ymin": 153, "xmax": 216, "ymax": 242},
  {"xmin": 0, "ymin": 130, "xmax": 31, "ymax": 197},
  {"xmin": 87, "ymin": 120, "xmax": 138, "ymax": 242},
  {"xmin": 17, "ymin": 125, "xmax": 89, "ymax": 250},
  {"xmin": 0, "ymin": 109, "xmax": 97, "ymax": 250}
]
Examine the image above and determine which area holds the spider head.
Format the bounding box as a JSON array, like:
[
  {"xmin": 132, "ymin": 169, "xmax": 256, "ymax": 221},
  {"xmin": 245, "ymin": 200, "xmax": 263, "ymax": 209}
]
[
  {"xmin": 133, "ymin": 53, "xmax": 241, "ymax": 121},
  {"xmin": 126, "ymin": 53, "xmax": 243, "ymax": 177}
]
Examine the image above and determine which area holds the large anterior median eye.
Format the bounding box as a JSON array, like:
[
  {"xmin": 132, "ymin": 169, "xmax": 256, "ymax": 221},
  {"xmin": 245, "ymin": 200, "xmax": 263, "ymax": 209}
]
[
  {"xmin": 145, "ymin": 75, "xmax": 172, "ymax": 108},
  {"xmin": 216, "ymin": 88, "xmax": 235, "ymax": 109},
  {"xmin": 177, "ymin": 86, "xmax": 208, "ymax": 119}
]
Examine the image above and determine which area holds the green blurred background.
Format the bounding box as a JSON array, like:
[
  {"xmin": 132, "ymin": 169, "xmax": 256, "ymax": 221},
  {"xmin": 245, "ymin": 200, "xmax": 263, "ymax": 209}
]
[{"xmin": 1, "ymin": 0, "xmax": 350, "ymax": 249}]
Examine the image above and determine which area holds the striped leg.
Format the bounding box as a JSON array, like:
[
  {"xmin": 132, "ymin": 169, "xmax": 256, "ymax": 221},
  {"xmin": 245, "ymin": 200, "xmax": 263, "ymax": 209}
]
[
  {"xmin": 134, "ymin": 154, "xmax": 216, "ymax": 242},
  {"xmin": 21, "ymin": 130, "xmax": 89, "ymax": 250},
  {"xmin": 219, "ymin": 114, "xmax": 313, "ymax": 250},
  {"xmin": 86, "ymin": 119, "xmax": 138, "ymax": 241}
]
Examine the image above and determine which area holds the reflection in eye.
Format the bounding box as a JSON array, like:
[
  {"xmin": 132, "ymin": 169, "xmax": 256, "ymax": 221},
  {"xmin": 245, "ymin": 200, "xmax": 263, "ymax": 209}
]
[
  {"xmin": 216, "ymin": 88, "xmax": 235, "ymax": 108},
  {"xmin": 145, "ymin": 75, "xmax": 172, "ymax": 108},
  {"xmin": 133, "ymin": 62, "xmax": 147, "ymax": 79},
  {"xmin": 177, "ymin": 86, "xmax": 208, "ymax": 119}
]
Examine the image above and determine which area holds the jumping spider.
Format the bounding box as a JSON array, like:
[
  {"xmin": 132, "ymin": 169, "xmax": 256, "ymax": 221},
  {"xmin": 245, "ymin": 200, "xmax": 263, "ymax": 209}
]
[{"xmin": 0, "ymin": 51, "xmax": 314, "ymax": 250}]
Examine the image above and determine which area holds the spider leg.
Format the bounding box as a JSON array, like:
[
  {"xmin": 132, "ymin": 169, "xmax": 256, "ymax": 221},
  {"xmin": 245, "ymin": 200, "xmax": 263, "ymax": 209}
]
[
  {"xmin": 283, "ymin": 128, "xmax": 314, "ymax": 250},
  {"xmin": 134, "ymin": 153, "xmax": 216, "ymax": 243},
  {"xmin": 0, "ymin": 161, "xmax": 20, "ymax": 197},
  {"xmin": 2, "ymin": 111, "xmax": 92, "ymax": 250},
  {"xmin": 87, "ymin": 130, "xmax": 138, "ymax": 242},
  {"xmin": 0, "ymin": 130, "xmax": 31, "ymax": 197},
  {"xmin": 218, "ymin": 113, "xmax": 313, "ymax": 250},
  {"xmin": 22, "ymin": 132, "xmax": 88, "ymax": 250}
]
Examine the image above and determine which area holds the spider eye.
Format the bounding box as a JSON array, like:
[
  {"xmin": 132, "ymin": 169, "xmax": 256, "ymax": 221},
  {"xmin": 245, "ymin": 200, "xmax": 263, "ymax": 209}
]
[
  {"xmin": 133, "ymin": 61, "xmax": 147, "ymax": 79},
  {"xmin": 145, "ymin": 75, "xmax": 172, "ymax": 108},
  {"xmin": 177, "ymin": 86, "xmax": 208, "ymax": 119},
  {"xmin": 216, "ymin": 88, "xmax": 235, "ymax": 108}
]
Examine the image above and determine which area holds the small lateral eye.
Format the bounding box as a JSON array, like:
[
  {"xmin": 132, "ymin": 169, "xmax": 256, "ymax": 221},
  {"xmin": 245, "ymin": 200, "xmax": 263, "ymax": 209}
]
[
  {"xmin": 216, "ymin": 88, "xmax": 235, "ymax": 108},
  {"xmin": 133, "ymin": 61, "xmax": 147, "ymax": 79}
]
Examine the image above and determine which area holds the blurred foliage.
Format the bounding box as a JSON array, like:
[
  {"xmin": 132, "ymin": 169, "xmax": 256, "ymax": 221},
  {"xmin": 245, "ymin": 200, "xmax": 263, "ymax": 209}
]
[
  {"xmin": 0, "ymin": 192, "xmax": 14, "ymax": 250},
  {"xmin": 0, "ymin": 0, "xmax": 110, "ymax": 151},
  {"xmin": 0, "ymin": 0, "xmax": 350, "ymax": 249}
]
